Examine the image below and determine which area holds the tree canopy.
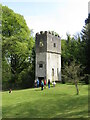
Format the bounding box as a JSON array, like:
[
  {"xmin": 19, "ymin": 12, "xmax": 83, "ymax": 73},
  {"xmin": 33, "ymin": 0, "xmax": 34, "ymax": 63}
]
[
  {"xmin": 2, "ymin": 5, "xmax": 35, "ymax": 89},
  {"xmin": 81, "ymin": 14, "xmax": 90, "ymax": 74}
]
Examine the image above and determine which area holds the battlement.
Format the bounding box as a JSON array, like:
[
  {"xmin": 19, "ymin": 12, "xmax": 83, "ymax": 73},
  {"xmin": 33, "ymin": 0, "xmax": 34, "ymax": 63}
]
[
  {"xmin": 35, "ymin": 30, "xmax": 61, "ymax": 54},
  {"xmin": 36, "ymin": 31, "xmax": 60, "ymax": 38}
]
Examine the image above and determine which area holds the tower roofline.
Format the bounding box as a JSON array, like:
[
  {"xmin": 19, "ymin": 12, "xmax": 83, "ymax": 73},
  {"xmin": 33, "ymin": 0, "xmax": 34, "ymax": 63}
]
[{"xmin": 36, "ymin": 31, "xmax": 61, "ymax": 38}]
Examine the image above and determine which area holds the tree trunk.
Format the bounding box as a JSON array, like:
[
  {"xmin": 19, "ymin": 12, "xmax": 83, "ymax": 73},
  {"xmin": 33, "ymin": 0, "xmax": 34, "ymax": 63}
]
[{"xmin": 75, "ymin": 82, "xmax": 79, "ymax": 95}]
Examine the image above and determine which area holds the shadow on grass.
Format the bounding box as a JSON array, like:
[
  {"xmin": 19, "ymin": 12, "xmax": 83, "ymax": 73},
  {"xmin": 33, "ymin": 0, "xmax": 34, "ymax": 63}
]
[
  {"xmin": 2, "ymin": 95, "xmax": 88, "ymax": 118},
  {"xmin": 34, "ymin": 88, "xmax": 41, "ymax": 91},
  {"xmin": 53, "ymin": 109, "xmax": 88, "ymax": 118}
]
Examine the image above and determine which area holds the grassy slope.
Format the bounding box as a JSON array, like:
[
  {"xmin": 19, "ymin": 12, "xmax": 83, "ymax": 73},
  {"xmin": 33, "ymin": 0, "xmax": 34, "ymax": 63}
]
[{"xmin": 2, "ymin": 84, "xmax": 88, "ymax": 118}]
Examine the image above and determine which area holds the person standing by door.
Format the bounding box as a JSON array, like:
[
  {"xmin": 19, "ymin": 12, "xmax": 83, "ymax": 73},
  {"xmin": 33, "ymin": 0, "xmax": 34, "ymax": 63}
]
[
  {"xmin": 37, "ymin": 78, "xmax": 39, "ymax": 88},
  {"xmin": 48, "ymin": 79, "xmax": 50, "ymax": 88},
  {"xmin": 44, "ymin": 79, "xmax": 46, "ymax": 89},
  {"xmin": 41, "ymin": 80, "xmax": 44, "ymax": 90}
]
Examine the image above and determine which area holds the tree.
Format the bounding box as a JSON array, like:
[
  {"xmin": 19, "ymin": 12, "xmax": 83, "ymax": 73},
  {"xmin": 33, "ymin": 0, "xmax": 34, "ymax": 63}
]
[
  {"xmin": 2, "ymin": 5, "xmax": 35, "ymax": 89},
  {"xmin": 0, "ymin": 4, "xmax": 2, "ymax": 89},
  {"xmin": 62, "ymin": 61, "xmax": 82, "ymax": 95},
  {"xmin": 81, "ymin": 14, "xmax": 90, "ymax": 74},
  {"xmin": 61, "ymin": 33, "xmax": 82, "ymax": 66}
]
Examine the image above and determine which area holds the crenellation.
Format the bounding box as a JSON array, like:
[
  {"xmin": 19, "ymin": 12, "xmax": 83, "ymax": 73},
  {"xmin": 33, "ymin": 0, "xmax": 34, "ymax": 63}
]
[
  {"xmin": 55, "ymin": 34, "xmax": 58, "ymax": 36},
  {"xmin": 40, "ymin": 31, "xmax": 43, "ymax": 34},
  {"xmin": 45, "ymin": 31, "xmax": 47, "ymax": 34},
  {"xmin": 36, "ymin": 31, "xmax": 61, "ymax": 38},
  {"xmin": 48, "ymin": 31, "xmax": 51, "ymax": 34},
  {"xmin": 36, "ymin": 32, "xmax": 39, "ymax": 36}
]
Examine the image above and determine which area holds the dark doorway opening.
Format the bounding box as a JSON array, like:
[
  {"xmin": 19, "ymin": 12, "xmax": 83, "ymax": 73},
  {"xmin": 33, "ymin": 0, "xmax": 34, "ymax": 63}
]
[{"xmin": 38, "ymin": 77, "xmax": 44, "ymax": 86}]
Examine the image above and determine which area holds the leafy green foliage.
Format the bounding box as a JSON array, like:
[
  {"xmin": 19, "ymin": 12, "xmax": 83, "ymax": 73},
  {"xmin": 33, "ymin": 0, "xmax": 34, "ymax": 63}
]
[
  {"xmin": 61, "ymin": 33, "xmax": 86, "ymax": 66},
  {"xmin": 0, "ymin": 4, "xmax": 2, "ymax": 88},
  {"xmin": 61, "ymin": 33, "xmax": 87, "ymax": 85},
  {"xmin": 2, "ymin": 5, "xmax": 35, "ymax": 89},
  {"xmin": 2, "ymin": 58, "xmax": 11, "ymax": 90},
  {"xmin": 81, "ymin": 16, "xmax": 90, "ymax": 74},
  {"xmin": 62, "ymin": 61, "xmax": 84, "ymax": 95}
]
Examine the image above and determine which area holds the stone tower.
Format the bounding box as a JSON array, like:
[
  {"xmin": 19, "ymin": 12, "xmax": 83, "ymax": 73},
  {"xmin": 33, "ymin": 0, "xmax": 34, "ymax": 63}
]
[{"xmin": 35, "ymin": 31, "xmax": 61, "ymax": 83}]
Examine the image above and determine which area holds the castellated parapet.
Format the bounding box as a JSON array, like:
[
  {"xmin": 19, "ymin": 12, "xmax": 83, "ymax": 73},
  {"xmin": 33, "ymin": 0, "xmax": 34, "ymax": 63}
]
[
  {"xmin": 36, "ymin": 31, "xmax": 60, "ymax": 37},
  {"xmin": 35, "ymin": 31, "xmax": 61, "ymax": 83},
  {"xmin": 35, "ymin": 31, "xmax": 61, "ymax": 54}
]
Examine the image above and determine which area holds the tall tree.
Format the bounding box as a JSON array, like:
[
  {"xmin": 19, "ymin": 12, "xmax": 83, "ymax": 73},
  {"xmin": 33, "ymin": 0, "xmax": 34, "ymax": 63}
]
[
  {"xmin": 61, "ymin": 33, "xmax": 87, "ymax": 84},
  {"xmin": 2, "ymin": 5, "xmax": 34, "ymax": 89},
  {"xmin": 81, "ymin": 14, "xmax": 90, "ymax": 74}
]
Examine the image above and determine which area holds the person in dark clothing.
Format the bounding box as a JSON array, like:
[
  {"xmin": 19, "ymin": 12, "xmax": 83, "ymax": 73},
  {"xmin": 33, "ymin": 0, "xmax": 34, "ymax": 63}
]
[
  {"xmin": 37, "ymin": 78, "xmax": 39, "ymax": 88},
  {"xmin": 48, "ymin": 79, "xmax": 50, "ymax": 88},
  {"xmin": 41, "ymin": 80, "xmax": 44, "ymax": 90}
]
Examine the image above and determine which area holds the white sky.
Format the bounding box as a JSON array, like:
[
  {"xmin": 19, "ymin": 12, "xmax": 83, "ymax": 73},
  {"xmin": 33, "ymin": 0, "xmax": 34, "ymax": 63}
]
[{"xmin": 1, "ymin": 0, "xmax": 90, "ymax": 38}]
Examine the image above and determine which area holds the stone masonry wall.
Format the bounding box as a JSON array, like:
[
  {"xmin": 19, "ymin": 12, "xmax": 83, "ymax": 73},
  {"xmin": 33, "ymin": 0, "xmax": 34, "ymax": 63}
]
[{"xmin": 35, "ymin": 31, "xmax": 61, "ymax": 82}]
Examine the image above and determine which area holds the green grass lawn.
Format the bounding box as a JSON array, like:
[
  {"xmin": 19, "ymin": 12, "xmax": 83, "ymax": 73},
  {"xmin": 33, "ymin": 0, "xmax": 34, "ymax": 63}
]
[{"xmin": 2, "ymin": 84, "xmax": 88, "ymax": 118}]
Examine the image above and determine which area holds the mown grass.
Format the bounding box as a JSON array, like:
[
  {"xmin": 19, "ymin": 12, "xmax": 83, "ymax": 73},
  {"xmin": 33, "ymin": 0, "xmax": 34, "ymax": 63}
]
[{"xmin": 2, "ymin": 84, "xmax": 88, "ymax": 118}]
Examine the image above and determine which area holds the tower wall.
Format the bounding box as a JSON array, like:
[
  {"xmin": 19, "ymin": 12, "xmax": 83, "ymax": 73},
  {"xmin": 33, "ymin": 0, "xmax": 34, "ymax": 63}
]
[
  {"xmin": 35, "ymin": 52, "xmax": 46, "ymax": 78},
  {"xmin": 35, "ymin": 31, "xmax": 61, "ymax": 82},
  {"xmin": 46, "ymin": 52, "xmax": 61, "ymax": 82}
]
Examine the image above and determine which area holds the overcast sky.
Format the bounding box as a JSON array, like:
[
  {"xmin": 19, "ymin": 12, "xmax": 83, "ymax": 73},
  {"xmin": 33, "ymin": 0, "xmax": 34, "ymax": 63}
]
[{"xmin": 1, "ymin": 0, "xmax": 90, "ymax": 38}]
